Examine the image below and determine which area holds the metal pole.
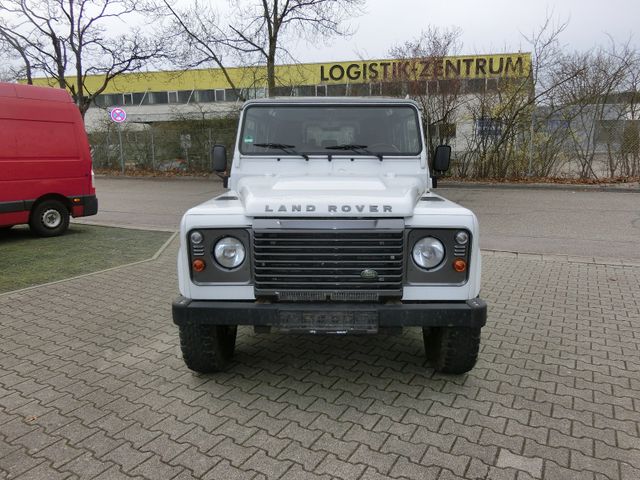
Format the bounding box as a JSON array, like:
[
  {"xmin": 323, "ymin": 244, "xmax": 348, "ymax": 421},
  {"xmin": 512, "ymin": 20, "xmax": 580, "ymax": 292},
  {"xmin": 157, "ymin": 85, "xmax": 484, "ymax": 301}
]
[
  {"xmin": 150, "ymin": 126, "xmax": 156, "ymax": 171},
  {"xmin": 208, "ymin": 128, "xmax": 212, "ymax": 171},
  {"xmin": 118, "ymin": 123, "xmax": 124, "ymax": 174},
  {"xmin": 106, "ymin": 127, "xmax": 112, "ymax": 168},
  {"xmin": 527, "ymin": 112, "xmax": 534, "ymax": 177}
]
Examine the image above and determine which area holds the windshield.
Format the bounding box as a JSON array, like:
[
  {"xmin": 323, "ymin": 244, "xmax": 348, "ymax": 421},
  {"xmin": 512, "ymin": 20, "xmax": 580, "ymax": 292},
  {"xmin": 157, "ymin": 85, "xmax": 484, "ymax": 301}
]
[{"xmin": 239, "ymin": 105, "xmax": 422, "ymax": 156}]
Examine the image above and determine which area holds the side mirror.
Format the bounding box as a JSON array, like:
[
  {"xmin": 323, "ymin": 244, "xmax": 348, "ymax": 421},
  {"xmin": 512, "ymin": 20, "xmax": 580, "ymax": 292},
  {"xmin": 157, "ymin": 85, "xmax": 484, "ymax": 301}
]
[
  {"xmin": 211, "ymin": 144, "xmax": 227, "ymax": 172},
  {"xmin": 433, "ymin": 145, "xmax": 451, "ymax": 173}
]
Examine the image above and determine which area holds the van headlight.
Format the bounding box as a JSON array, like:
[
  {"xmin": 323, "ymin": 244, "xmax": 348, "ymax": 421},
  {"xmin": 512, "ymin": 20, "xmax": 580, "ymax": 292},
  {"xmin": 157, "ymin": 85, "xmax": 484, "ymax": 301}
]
[
  {"xmin": 214, "ymin": 236, "xmax": 246, "ymax": 269},
  {"xmin": 412, "ymin": 237, "xmax": 445, "ymax": 270}
]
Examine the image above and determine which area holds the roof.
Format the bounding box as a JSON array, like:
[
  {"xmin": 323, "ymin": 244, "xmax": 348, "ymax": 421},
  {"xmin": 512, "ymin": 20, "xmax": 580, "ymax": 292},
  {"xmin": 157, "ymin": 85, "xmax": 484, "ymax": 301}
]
[
  {"xmin": 0, "ymin": 82, "xmax": 72, "ymax": 103},
  {"xmin": 242, "ymin": 96, "xmax": 421, "ymax": 109}
]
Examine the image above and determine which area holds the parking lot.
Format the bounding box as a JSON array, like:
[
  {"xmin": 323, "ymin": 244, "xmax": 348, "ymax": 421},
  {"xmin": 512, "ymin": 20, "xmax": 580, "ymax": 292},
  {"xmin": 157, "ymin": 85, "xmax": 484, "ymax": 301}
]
[{"xmin": 1, "ymin": 178, "xmax": 639, "ymax": 479}]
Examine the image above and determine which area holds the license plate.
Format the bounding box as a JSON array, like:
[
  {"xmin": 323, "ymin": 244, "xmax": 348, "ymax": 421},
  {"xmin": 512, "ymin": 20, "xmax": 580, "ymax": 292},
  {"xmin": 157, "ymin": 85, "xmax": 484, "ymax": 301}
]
[{"xmin": 277, "ymin": 310, "xmax": 378, "ymax": 334}]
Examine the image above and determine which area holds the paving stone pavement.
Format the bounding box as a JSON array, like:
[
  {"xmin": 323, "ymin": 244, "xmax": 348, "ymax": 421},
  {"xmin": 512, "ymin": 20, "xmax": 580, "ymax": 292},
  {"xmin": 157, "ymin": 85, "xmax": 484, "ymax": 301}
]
[{"xmin": 1, "ymin": 240, "xmax": 639, "ymax": 480}]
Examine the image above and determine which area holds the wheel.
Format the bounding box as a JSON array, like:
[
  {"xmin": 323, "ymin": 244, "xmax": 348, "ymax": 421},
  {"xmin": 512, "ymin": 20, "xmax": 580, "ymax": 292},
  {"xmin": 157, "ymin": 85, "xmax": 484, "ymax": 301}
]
[
  {"xmin": 178, "ymin": 324, "xmax": 237, "ymax": 373},
  {"xmin": 29, "ymin": 200, "xmax": 70, "ymax": 237},
  {"xmin": 425, "ymin": 326, "xmax": 481, "ymax": 374}
]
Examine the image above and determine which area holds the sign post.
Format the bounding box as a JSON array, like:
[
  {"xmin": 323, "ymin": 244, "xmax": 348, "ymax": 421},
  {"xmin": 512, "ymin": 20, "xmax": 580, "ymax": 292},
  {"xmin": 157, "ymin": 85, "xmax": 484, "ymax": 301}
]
[{"xmin": 110, "ymin": 108, "xmax": 127, "ymax": 174}]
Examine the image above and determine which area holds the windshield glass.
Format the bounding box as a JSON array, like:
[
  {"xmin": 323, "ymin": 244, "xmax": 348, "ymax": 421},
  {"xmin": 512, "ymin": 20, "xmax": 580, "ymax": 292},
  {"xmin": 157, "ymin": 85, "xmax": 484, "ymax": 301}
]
[{"xmin": 239, "ymin": 105, "xmax": 422, "ymax": 156}]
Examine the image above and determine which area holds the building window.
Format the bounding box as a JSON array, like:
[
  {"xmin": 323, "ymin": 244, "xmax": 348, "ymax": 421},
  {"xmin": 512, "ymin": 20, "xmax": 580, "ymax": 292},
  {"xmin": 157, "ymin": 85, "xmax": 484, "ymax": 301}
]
[
  {"xmin": 476, "ymin": 117, "xmax": 501, "ymax": 137},
  {"xmin": 438, "ymin": 79, "xmax": 461, "ymax": 95},
  {"xmin": 215, "ymin": 89, "xmax": 226, "ymax": 101},
  {"xmin": 316, "ymin": 85, "xmax": 327, "ymax": 96},
  {"xmin": 465, "ymin": 78, "xmax": 486, "ymax": 94},
  {"xmin": 429, "ymin": 123, "xmax": 457, "ymax": 140},
  {"xmin": 273, "ymin": 86, "xmax": 293, "ymax": 97},
  {"xmin": 296, "ymin": 86, "xmax": 315, "ymax": 96},
  {"xmin": 349, "ymin": 83, "xmax": 369, "ymax": 96},
  {"xmin": 369, "ymin": 83, "xmax": 382, "ymax": 96},
  {"xmin": 178, "ymin": 90, "xmax": 193, "ymax": 103},
  {"xmin": 148, "ymin": 92, "xmax": 168, "ymax": 104},
  {"xmin": 327, "ymin": 84, "xmax": 346, "ymax": 96},
  {"xmin": 225, "ymin": 89, "xmax": 240, "ymax": 101},
  {"xmin": 195, "ymin": 90, "xmax": 214, "ymax": 103},
  {"xmin": 168, "ymin": 91, "xmax": 179, "ymax": 104},
  {"xmin": 122, "ymin": 93, "xmax": 134, "ymax": 105}
]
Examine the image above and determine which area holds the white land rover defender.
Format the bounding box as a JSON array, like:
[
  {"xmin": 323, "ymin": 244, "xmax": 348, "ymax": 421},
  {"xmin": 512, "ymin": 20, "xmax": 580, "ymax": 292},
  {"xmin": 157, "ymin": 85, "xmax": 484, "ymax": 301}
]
[{"xmin": 172, "ymin": 97, "xmax": 486, "ymax": 374}]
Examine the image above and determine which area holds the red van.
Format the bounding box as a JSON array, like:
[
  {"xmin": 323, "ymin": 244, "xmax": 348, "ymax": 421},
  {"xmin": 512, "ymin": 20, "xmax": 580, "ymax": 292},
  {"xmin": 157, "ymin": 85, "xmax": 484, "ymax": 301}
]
[{"xmin": 0, "ymin": 82, "xmax": 97, "ymax": 236}]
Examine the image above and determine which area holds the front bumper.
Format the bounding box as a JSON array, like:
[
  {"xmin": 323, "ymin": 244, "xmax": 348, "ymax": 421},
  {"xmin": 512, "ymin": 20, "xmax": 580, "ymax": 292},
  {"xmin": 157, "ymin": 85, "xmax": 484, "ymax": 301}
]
[{"xmin": 172, "ymin": 296, "xmax": 487, "ymax": 331}]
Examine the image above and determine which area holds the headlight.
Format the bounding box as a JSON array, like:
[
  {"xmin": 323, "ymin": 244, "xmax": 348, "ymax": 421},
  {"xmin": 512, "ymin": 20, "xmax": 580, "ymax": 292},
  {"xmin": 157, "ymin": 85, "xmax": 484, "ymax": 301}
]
[
  {"xmin": 412, "ymin": 237, "xmax": 445, "ymax": 270},
  {"xmin": 214, "ymin": 236, "xmax": 246, "ymax": 269}
]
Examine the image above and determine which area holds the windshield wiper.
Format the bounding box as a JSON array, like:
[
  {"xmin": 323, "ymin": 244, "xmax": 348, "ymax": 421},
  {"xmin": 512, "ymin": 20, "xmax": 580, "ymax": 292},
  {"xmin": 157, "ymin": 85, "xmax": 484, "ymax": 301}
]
[
  {"xmin": 253, "ymin": 143, "xmax": 309, "ymax": 160},
  {"xmin": 324, "ymin": 144, "xmax": 383, "ymax": 161}
]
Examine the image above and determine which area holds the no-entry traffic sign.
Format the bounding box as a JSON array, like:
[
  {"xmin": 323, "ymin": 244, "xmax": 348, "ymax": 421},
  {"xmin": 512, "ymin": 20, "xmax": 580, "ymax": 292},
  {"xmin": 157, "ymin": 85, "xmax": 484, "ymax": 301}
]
[{"xmin": 110, "ymin": 107, "xmax": 127, "ymax": 123}]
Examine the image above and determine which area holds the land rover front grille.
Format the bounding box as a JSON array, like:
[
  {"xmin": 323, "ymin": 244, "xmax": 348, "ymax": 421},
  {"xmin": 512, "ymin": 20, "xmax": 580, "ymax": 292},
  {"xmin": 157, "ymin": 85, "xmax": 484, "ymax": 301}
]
[{"xmin": 253, "ymin": 228, "xmax": 404, "ymax": 299}]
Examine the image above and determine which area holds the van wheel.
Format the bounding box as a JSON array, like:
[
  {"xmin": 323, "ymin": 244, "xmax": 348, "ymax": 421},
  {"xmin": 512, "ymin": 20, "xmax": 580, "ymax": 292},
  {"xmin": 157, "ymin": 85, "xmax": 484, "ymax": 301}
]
[
  {"xmin": 425, "ymin": 326, "xmax": 481, "ymax": 374},
  {"xmin": 30, "ymin": 200, "xmax": 70, "ymax": 237},
  {"xmin": 178, "ymin": 324, "xmax": 237, "ymax": 373}
]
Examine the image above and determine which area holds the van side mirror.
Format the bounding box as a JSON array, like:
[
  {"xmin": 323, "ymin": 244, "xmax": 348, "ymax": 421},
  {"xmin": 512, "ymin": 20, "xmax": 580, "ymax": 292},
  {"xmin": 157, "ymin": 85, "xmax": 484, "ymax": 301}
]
[
  {"xmin": 433, "ymin": 145, "xmax": 451, "ymax": 173},
  {"xmin": 211, "ymin": 144, "xmax": 227, "ymax": 172}
]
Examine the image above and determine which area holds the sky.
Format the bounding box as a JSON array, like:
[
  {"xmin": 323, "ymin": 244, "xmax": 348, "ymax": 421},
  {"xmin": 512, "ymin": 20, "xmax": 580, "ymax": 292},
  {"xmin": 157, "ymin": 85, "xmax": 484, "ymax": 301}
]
[{"xmin": 266, "ymin": 0, "xmax": 640, "ymax": 63}]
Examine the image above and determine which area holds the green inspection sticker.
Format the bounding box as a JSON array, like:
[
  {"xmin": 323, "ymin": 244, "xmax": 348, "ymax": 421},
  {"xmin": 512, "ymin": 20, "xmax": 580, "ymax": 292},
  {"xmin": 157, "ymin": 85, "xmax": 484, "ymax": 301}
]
[{"xmin": 243, "ymin": 136, "xmax": 254, "ymax": 143}]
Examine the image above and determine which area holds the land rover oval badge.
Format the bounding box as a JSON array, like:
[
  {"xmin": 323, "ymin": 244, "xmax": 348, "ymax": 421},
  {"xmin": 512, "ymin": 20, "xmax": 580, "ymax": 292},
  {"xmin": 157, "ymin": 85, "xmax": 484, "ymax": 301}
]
[{"xmin": 360, "ymin": 269, "xmax": 378, "ymax": 280}]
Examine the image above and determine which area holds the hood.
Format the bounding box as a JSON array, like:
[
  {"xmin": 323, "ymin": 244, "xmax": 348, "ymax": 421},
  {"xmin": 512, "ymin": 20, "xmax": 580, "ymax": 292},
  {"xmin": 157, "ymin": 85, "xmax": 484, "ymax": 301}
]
[{"xmin": 236, "ymin": 175, "xmax": 427, "ymax": 217}]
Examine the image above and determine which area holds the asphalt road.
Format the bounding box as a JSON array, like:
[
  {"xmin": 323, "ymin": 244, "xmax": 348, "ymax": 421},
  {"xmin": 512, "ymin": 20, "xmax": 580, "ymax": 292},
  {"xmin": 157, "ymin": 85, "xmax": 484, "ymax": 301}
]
[{"xmin": 78, "ymin": 177, "xmax": 640, "ymax": 261}]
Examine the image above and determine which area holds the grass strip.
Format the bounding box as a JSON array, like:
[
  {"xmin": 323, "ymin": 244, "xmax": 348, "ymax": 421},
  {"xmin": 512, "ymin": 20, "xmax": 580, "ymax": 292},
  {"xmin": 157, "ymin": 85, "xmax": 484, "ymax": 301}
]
[{"xmin": 0, "ymin": 224, "xmax": 172, "ymax": 293}]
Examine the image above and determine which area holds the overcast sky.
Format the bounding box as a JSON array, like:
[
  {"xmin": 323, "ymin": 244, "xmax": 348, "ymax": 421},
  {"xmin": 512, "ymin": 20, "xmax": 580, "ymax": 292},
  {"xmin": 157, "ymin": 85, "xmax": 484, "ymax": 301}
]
[{"xmin": 277, "ymin": 0, "xmax": 640, "ymax": 63}]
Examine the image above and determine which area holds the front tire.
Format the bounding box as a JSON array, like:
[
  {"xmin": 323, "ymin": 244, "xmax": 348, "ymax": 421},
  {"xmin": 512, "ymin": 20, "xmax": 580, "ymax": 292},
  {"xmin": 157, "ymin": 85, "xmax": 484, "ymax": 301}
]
[
  {"xmin": 424, "ymin": 326, "xmax": 481, "ymax": 374},
  {"xmin": 178, "ymin": 324, "xmax": 237, "ymax": 373},
  {"xmin": 29, "ymin": 200, "xmax": 70, "ymax": 237}
]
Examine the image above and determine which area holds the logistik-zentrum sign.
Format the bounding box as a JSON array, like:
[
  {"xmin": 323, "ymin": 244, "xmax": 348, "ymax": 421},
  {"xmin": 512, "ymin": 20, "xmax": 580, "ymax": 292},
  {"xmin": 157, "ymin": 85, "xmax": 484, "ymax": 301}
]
[{"xmin": 318, "ymin": 53, "xmax": 531, "ymax": 83}]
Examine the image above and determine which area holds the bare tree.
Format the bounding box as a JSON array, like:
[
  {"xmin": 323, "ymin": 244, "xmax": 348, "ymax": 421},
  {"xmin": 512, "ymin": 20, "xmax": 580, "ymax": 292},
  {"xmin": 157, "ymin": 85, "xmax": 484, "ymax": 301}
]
[
  {"xmin": 0, "ymin": 19, "xmax": 35, "ymax": 84},
  {"xmin": 389, "ymin": 26, "xmax": 464, "ymax": 167},
  {"xmin": 552, "ymin": 40, "xmax": 637, "ymax": 178},
  {"xmin": 157, "ymin": 0, "xmax": 246, "ymax": 100},
  {"xmin": 226, "ymin": 0, "xmax": 365, "ymax": 96},
  {"xmin": 0, "ymin": 0, "xmax": 164, "ymax": 119},
  {"xmin": 458, "ymin": 17, "xmax": 582, "ymax": 178}
]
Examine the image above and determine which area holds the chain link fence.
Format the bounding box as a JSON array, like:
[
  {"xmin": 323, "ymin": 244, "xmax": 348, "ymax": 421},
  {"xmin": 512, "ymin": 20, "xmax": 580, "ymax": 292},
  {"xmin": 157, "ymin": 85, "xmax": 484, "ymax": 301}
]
[
  {"xmin": 87, "ymin": 113, "xmax": 639, "ymax": 180},
  {"xmin": 88, "ymin": 117, "xmax": 238, "ymax": 174}
]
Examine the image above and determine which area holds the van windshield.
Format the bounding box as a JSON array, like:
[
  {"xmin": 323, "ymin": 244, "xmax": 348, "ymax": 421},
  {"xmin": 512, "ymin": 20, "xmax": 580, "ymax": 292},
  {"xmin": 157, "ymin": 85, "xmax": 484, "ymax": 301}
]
[{"xmin": 239, "ymin": 105, "xmax": 422, "ymax": 157}]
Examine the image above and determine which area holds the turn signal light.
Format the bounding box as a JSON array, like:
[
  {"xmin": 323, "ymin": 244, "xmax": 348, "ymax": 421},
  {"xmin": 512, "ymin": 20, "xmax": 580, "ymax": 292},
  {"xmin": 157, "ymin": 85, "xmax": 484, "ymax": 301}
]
[
  {"xmin": 453, "ymin": 259, "xmax": 467, "ymax": 272},
  {"xmin": 192, "ymin": 259, "xmax": 206, "ymax": 272}
]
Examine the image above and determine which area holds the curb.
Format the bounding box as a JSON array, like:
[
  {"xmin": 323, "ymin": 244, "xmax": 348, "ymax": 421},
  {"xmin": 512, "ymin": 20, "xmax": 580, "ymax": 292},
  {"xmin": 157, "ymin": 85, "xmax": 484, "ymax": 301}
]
[
  {"xmin": 0, "ymin": 231, "xmax": 178, "ymax": 298},
  {"xmin": 481, "ymin": 249, "xmax": 640, "ymax": 267},
  {"xmin": 72, "ymin": 219, "xmax": 177, "ymax": 232},
  {"xmin": 440, "ymin": 181, "xmax": 640, "ymax": 193},
  {"xmin": 95, "ymin": 174, "xmax": 217, "ymax": 182}
]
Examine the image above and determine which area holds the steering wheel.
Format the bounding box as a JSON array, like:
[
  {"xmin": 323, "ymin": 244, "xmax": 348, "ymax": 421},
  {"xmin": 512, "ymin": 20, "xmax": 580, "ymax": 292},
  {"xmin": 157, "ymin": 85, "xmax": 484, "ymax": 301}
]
[{"xmin": 369, "ymin": 143, "xmax": 400, "ymax": 152}]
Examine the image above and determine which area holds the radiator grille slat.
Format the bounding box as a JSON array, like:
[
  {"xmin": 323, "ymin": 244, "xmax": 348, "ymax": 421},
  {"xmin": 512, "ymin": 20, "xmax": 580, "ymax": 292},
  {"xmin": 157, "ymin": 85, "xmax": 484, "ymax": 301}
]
[{"xmin": 253, "ymin": 229, "xmax": 404, "ymax": 296}]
